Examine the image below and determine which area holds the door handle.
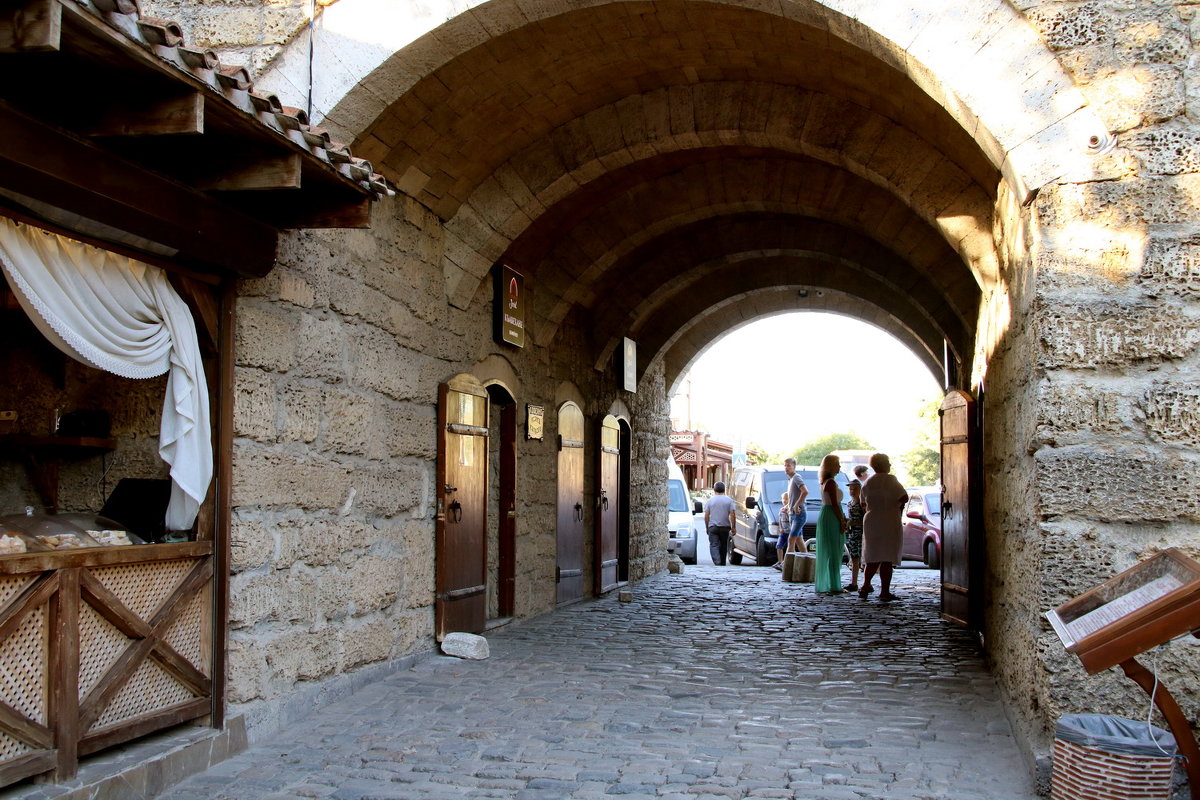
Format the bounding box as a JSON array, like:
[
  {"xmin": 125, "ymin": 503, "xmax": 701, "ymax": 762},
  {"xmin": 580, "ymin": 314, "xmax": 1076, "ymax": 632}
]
[
  {"xmin": 444, "ymin": 484, "xmax": 458, "ymax": 494},
  {"xmin": 574, "ymin": 502, "xmax": 583, "ymax": 521},
  {"xmin": 448, "ymin": 500, "xmax": 462, "ymax": 522},
  {"xmin": 597, "ymin": 490, "xmax": 609, "ymax": 511}
]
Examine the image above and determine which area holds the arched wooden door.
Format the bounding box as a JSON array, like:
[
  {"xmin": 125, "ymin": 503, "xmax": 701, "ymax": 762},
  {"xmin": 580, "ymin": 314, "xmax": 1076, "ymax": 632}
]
[
  {"xmin": 940, "ymin": 389, "xmax": 979, "ymax": 628},
  {"xmin": 556, "ymin": 402, "xmax": 585, "ymax": 605},
  {"xmin": 594, "ymin": 414, "xmax": 621, "ymax": 594},
  {"xmin": 436, "ymin": 375, "xmax": 489, "ymax": 639}
]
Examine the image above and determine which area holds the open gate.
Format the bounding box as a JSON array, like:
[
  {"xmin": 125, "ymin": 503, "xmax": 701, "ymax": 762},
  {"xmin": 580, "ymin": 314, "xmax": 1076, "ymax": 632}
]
[
  {"xmin": 594, "ymin": 415, "xmax": 621, "ymax": 594},
  {"xmin": 436, "ymin": 376, "xmax": 489, "ymax": 638},
  {"xmin": 940, "ymin": 389, "xmax": 980, "ymax": 628}
]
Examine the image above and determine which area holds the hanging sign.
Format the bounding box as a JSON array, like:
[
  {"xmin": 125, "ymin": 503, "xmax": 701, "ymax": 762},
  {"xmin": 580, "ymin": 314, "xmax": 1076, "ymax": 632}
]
[
  {"xmin": 526, "ymin": 404, "xmax": 544, "ymax": 440},
  {"xmin": 621, "ymin": 337, "xmax": 637, "ymax": 393},
  {"xmin": 494, "ymin": 263, "xmax": 526, "ymax": 348}
]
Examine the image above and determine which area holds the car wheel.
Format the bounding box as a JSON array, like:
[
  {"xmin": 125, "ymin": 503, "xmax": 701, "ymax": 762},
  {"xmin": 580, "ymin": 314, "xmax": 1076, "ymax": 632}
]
[
  {"xmin": 925, "ymin": 541, "xmax": 941, "ymax": 569},
  {"xmin": 755, "ymin": 534, "xmax": 774, "ymax": 566},
  {"xmin": 728, "ymin": 550, "xmax": 743, "ymax": 565}
]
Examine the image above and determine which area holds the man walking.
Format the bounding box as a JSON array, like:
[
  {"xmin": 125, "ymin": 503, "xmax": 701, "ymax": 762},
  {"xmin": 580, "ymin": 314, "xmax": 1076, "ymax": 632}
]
[
  {"xmin": 704, "ymin": 481, "xmax": 737, "ymax": 566},
  {"xmin": 785, "ymin": 457, "xmax": 809, "ymax": 549}
]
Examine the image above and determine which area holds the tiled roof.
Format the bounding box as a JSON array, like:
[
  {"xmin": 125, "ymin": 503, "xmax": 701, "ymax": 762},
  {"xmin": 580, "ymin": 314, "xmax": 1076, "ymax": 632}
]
[{"xmin": 79, "ymin": 0, "xmax": 392, "ymax": 199}]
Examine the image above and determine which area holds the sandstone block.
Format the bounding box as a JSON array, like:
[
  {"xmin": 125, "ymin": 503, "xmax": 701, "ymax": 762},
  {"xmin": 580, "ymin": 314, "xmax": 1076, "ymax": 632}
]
[
  {"xmin": 1140, "ymin": 237, "xmax": 1200, "ymax": 298},
  {"xmin": 229, "ymin": 516, "xmax": 275, "ymax": 573},
  {"xmin": 348, "ymin": 555, "xmax": 402, "ymax": 614},
  {"xmin": 1035, "ymin": 449, "xmax": 1200, "ymax": 523},
  {"xmin": 1141, "ymin": 382, "xmax": 1200, "ymax": 445},
  {"xmin": 294, "ymin": 313, "xmax": 348, "ymax": 383},
  {"xmin": 1038, "ymin": 303, "xmax": 1200, "ymax": 368},
  {"xmin": 441, "ymin": 632, "xmax": 489, "ymax": 659},
  {"xmin": 235, "ymin": 302, "xmax": 297, "ymax": 372},
  {"xmin": 278, "ymin": 272, "xmax": 316, "ymax": 309},
  {"xmin": 275, "ymin": 514, "xmax": 368, "ymax": 568},
  {"xmin": 322, "ymin": 390, "xmax": 377, "ymax": 457},
  {"xmin": 233, "ymin": 368, "xmax": 277, "ymax": 442},
  {"xmin": 341, "ymin": 618, "xmax": 395, "ymax": 670},
  {"xmin": 352, "ymin": 461, "xmax": 428, "ymax": 517},
  {"xmin": 278, "ymin": 382, "xmax": 322, "ymax": 444},
  {"xmin": 232, "ymin": 445, "xmax": 352, "ymax": 510},
  {"xmin": 1035, "ymin": 382, "xmax": 1134, "ymax": 440},
  {"xmin": 224, "ymin": 635, "xmax": 265, "ymax": 704}
]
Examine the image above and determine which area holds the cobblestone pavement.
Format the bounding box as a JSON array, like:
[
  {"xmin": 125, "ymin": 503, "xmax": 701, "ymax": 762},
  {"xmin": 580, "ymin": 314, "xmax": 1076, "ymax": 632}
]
[{"xmin": 169, "ymin": 565, "xmax": 1036, "ymax": 800}]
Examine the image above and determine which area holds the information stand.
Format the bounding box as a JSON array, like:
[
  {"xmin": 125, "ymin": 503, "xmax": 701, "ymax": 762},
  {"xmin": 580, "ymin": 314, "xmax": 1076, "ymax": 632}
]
[{"xmin": 1046, "ymin": 548, "xmax": 1200, "ymax": 799}]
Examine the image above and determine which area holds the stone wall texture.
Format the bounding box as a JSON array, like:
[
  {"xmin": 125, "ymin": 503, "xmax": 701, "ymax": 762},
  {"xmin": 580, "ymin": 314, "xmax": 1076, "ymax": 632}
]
[{"xmin": 224, "ymin": 195, "xmax": 667, "ymax": 734}]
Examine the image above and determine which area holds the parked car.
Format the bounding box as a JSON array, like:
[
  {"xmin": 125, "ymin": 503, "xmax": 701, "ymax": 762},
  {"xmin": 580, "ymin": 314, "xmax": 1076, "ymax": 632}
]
[
  {"xmin": 901, "ymin": 486, "xmax": 942, "ymax": 568},
  {"xmin": 666, "ymin": 457, "xmax": 699, "ymax": 564},
  {"xmin": 727, "ymin": 465, "xmax": 850, "ymax": 566}
]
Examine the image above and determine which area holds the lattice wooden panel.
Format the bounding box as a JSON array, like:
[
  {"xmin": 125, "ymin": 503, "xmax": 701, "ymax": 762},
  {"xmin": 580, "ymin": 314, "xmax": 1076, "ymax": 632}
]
[
  {"xmin": 90, "ymin": 659, "xmax": 194, "ymax": 732},
  {"xmin": 77, "ymin": 603, "xmax": 129, "ymax": 700},
  {"xmin": 90, "ymin": 560, "xmax": 193, "ymax": 620},
  {"xmin": 0, "ymin": 575, "xmax": 46, "ymax": 764},
  {"xmin": 162, "ymin": 590, "xmax": 208, "ymax": 676}
]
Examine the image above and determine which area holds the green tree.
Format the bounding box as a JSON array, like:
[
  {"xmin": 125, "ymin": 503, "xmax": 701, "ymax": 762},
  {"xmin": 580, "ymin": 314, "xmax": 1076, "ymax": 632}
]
[
  {"xmin": 792, "ymin": 432, "xmax": 872, "ymax": 466},
  {"xmin": 901, "ymin": 447, "xmax": 940, "ymax": 485},
  {"xmin": 899, "ymin": 395, "xmax": 941, "ymax": 485}
]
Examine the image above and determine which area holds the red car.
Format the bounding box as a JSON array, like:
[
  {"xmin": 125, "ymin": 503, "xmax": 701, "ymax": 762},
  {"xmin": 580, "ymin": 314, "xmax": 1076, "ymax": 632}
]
[{"xmin": 901, "ymin": 486, "xmax": 942, "ymax": 568}]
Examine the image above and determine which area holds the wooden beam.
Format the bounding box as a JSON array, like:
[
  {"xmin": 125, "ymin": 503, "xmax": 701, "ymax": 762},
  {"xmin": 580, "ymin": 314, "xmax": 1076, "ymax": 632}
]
[
  {"xmin": 0, "ymin": 750, "xmax": 56, "ymax": 789},
  {"xmin": 0, "ymin": 701, "xmax": 51, "ymax": 749},
  {"xmin": 0, "ymin": 98, "xmax": 277, "ymax": 277},
  {"xmin": 77, "ymin": 697, "xmax": 209, "ymax": 756},
  {"xmin": 81, "ymin": 92, "xmax": 204, "ymax": 137},
  {"xmin": 196, "ymin": 153, "xmax": 302, "ymax": 191},
  {"xmin": 0, "ymin": 0, "xmax": 60, "ymax": 52}
]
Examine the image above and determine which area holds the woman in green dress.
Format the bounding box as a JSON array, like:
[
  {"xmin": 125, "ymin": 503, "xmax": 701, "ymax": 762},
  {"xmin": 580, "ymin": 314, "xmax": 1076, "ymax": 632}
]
[{"xmin": 814, "ymin": 454, "xmax": 848, "ymax": 594}]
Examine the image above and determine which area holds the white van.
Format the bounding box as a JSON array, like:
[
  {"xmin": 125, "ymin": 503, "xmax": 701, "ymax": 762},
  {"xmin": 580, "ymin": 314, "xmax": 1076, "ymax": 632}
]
[{"xmin": 666, "ymin": 457, "xmax": 698, "ymax": 563}]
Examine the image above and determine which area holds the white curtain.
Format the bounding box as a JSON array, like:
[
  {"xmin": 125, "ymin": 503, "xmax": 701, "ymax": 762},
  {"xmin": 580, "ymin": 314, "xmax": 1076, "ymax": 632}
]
[{"xmin": 0, "ymin": 217, "xmax": 212, "ymax": 531}]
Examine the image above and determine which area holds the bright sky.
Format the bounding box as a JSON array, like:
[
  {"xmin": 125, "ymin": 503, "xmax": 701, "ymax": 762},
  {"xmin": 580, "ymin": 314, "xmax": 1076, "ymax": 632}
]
[{"xmin": 670, "ymin": 313, "xmax": 942, "ymax": 459}]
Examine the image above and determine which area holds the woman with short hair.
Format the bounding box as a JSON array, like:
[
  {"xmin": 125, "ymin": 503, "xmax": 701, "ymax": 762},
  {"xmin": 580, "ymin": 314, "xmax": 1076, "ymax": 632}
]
[{"xmin": 858, "ymin": 452, "xmax": 907, "ymax": 601}]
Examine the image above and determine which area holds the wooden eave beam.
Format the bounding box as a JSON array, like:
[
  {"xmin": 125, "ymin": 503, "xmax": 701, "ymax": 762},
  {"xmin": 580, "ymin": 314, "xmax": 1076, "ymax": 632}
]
[
  {"xmin": 195, "ymin": 152, "xmax": 302, "ymax": 191},
  {"xmin": 0, "ymin": 0, "xmax": 60, "ymax": 52},
  {"xmin": 0, "ymin": 97, "xmax": 277, "ymax": 277},
  {"xmin": 54, "ymin": 1, "xmax": 373, "ymax": 200},
  {"xmin": 80, "ymin": 91, "xmax": 204, "ymax": 137}
]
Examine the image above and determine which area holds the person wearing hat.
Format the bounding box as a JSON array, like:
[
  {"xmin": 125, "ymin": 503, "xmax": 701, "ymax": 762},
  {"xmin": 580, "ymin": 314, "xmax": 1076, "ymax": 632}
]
[{"xmin": 703, "ymin": 480, "xmax": 737, "ymax": 566}]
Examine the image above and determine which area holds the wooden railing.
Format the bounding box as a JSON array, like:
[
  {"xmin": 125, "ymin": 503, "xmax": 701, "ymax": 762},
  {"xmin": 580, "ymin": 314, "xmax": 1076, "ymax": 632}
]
[{"xmin": 0, "ymin": 542, "xmax": 212, "ymax": 787}]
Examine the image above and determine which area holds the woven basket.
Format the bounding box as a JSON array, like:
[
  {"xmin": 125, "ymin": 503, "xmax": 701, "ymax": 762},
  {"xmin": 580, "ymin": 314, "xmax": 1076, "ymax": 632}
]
[{"xmin": 1051, "ymin": 736, "xmax": 1175, "ymax": 800}]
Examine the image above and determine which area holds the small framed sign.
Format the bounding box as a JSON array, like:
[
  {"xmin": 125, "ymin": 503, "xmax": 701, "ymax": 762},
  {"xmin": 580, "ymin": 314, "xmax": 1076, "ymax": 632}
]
[
  {"xmin": 526, "ymin": 404, "xmax": 544, "ymax": 440},
  {"xmin": 494, "ymin": 263, "xmax": 526, "ymax": 348},
  {"xmin": 621, "ymin": 337, "xmax": 637, "ymax": 393}
]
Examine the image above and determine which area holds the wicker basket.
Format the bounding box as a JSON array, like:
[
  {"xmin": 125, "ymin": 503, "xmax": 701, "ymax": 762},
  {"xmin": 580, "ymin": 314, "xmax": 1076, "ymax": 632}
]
[{"xmin": 1051, "ymin": 736, "xmax": 1175, "ymax": 800}]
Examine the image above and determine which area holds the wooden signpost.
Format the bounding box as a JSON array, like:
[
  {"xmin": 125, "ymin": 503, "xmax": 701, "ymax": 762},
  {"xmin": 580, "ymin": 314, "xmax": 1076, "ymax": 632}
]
[{"xmin": 1046, "ymin": 548, "xmax": 1200, "ymax": 799}]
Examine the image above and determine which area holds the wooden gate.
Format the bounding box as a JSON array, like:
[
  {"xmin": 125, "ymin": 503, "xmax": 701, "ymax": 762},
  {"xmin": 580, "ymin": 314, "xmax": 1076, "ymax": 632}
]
[
  {"xmin": 940, "ymin": 390, "xmax": 978, "ymax": 627},
  {"xmin": 436, "ymin": 376, "xmax": 489, "ymax": 639},
  {"xmin": 556, "ymin": 402, "xmax": 585, "ymax": 605},
  {"xmin": 594, "ymin": 415, "xmax": 621, "ymax": 595}
]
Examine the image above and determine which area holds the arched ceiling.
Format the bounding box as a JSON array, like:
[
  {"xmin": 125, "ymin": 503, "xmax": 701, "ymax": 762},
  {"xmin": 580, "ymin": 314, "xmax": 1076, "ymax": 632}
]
[{"xmin": 342, "ymin": 0, "xmax": 1011, "ymax": 385}]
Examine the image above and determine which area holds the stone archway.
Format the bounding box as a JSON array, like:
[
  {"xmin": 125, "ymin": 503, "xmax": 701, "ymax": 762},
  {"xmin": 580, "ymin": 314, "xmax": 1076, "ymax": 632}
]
[{"xmin": 152, "ymin": 0, "xmax": 1200, "ymax": 784}]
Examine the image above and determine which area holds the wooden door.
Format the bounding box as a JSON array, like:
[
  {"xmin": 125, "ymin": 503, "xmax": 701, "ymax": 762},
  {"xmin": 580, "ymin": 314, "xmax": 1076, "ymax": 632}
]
[
  {"xmin": 436, "ymin": 376, "xmax": 489, "ymax": 639},
  {"xmin": 556, "ymin": 402, "xmax": 585, "ymax": 605},
  {"xmin": 940, "ymin": 390, "xmax": 977, "ymax": 627},
  {"xmin": 594, "ymin": 415, "xmax": 621, "ymax": 594}
]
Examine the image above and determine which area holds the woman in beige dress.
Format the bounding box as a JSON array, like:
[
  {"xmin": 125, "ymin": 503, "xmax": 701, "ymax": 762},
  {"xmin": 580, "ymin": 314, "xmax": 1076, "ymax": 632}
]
[{"xmin": 858, "ymin": 452, "xmax": 907, "ymax": 601}]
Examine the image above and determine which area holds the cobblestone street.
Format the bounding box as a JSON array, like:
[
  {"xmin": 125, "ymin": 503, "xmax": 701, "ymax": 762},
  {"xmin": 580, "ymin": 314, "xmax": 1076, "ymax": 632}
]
[{"xmin": 170, "ymin": 565, "xmax": 1036, "ymax": 799}]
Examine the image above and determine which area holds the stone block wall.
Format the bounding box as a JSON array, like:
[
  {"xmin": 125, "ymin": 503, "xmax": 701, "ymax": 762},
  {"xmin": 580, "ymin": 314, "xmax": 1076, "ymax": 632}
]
[
  {"xmin": 990, "ymin": 0, "xmax": 1200, "ymax": 774},
  {"xmin": 226, "ymin": 195, "xmax": 670, "ymax": 736}
]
